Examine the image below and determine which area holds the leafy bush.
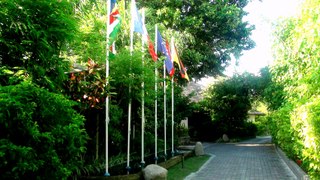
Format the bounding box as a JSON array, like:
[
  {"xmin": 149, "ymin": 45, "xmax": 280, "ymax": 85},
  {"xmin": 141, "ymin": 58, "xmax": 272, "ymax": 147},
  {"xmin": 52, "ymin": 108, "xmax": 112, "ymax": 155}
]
[
  {"xmin": 290, "ymin": 99, "xmax": 320, "ymax": 178},
  {"xmin": 240, "ymin": 122, "xmax": 258, "ymax": 138},
  {"xmin": 253, "ymin": 116, "xmax": 270, "ymax": 136},
  {"xmin": 270, "ymin": 0, "xmax": 320, "ymax": 178},
  {"xmin": 0, "ymin": 0, "xmax": 77, "ymax": 90},
  {"xmin": 0, "ymin": 83, "xmax": 88, "ymax": 179},
  {"xmin": 268, "ymin": 105, "xmax": 295, "ymax": 157},
  {"xmin": 204, "ymin": 73, "xmax": 260, "ymax": 139}
]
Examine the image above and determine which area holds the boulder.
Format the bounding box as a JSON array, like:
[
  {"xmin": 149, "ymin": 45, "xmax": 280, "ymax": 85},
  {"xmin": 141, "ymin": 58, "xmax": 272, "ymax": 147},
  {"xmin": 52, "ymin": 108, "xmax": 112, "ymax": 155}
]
[
  {"xmin": 222, "ymin": 134, "xmax": 229, "ymax": 142},
  {"xmin": 143, "ymin": 164, "xmax": 167, "ymax": 180},
  {"xmin": 194, "ymin": 141, "xmax": 204, "ymax": 156}
]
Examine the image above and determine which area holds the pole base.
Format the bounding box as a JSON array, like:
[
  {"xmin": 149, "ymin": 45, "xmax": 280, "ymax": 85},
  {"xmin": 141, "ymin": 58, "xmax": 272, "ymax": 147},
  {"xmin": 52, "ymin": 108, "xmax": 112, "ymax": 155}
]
[
  {"xmin": 140, "ymin": 161, "xmax": 145, "ymax": 169},
  {"xmin": 171, "ymin": 150, "xmax": 175, "ymax": 157},
  {"xmin": 126, "ymin": 166, "xmax": 131, "ymax": 174},
  {"xmin": 154, "ymin": 156, "xmax": 158, "ymax": 164}
]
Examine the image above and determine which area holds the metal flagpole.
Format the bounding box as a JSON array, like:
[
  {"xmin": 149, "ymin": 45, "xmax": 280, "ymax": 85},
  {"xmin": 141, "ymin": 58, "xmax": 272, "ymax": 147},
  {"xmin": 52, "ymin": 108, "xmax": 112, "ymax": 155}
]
[
  {"xmin": 126, "ymin": 0, "xmax": 134, "ymax": 174},
  {"xmin": 154, "ymin": 24, "xmax": 158, "ymax": 164},
  {"xmin": 163, "ymin": 41, "xmax": 167, "ymax": 161},
  {"xmin": 170, "ymin": 38, "xmax": 175, "ymax": 157},
  {"xmin": 105, "ymin": 0, "xmax": 111, "ymax": 176},
  {"xmin": 171, "ymin": 73, "xmax": 174, "ymax": 157},
  {"xmin": 141, "ymin": 8, "xmax": 145, "ymax": 168}
]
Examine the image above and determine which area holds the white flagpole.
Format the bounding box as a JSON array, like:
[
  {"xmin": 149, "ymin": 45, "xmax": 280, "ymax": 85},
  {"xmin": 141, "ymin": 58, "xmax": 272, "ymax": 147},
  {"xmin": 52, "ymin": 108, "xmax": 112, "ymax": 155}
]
[
  {"xmin": 163, "ymin": 40, "xmax": 167, "ymax": 160},
  {"xmin": 170, "ymin": 38, "xmax": 175, "ymax": 157},
  {"xmin": 171, "ymin": 77, "xmax": 174, "ymax": 156},
  {"xmin": 105, "ymin": 0, "xmax": 111, "ymax": 176},
  {"xmin": 141, "ymin": 8, "xmax": 145, "ymax": 168},
  {"xmin": 127, "ymin": 0, "xmax": 134, "ymax": 174},
  {"xmin": 154, "ymin": 24, "xmax": 158, "ymax": 164}
]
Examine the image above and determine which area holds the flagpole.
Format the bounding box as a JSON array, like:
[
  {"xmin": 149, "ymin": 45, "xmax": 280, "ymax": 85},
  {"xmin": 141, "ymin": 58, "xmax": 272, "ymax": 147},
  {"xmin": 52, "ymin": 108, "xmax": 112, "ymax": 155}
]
[
  {"xmin": 170, "ymin": 39, "xmax": 175, "ymax": 157},
  {"xmin": 105, "ymin": 0, "xmax": 111, "ymax": 176},
  {"xmin": 141, "ymin": 8, "xmax": 145, "ymax": 168},
  {"xmin": 126, "ymin": 0, "xmax": 134, "ymax": 174},
  {"xmin": 163, "ymin": 41, "xmax": 167, "ymax": 161},
  {"xmin": 154, "ymin": 24, "xmax": 158, "ymax": 164},
  {"xmin": 171, "ymin": 74, "xmax": 174, "ymax": 157}
]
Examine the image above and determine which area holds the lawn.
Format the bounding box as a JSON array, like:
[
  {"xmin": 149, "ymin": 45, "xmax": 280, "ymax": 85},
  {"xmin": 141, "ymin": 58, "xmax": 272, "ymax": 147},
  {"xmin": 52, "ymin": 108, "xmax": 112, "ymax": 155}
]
[{"xmin": 167, "ymin": 155, "xmax": 210, "ymax": 180}]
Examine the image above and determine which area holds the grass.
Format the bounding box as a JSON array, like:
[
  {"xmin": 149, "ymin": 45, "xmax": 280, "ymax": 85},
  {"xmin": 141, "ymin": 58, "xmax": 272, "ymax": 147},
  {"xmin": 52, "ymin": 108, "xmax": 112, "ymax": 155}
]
[{"xmin": 167, "ymin": 155, "xmax": 210, "ymax": 180}]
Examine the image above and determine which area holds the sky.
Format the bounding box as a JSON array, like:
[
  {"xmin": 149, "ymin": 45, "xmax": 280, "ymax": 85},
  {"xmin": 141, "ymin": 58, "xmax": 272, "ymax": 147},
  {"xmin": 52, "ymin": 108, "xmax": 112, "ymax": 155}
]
[{"xmin": 223, "ymin": 0, "xmax": 303, "ymax": 77}]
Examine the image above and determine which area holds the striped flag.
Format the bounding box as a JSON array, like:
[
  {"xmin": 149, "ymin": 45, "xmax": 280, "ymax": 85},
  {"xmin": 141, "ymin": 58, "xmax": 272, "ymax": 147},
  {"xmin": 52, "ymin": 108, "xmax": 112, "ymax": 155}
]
[
  {"xmin": 108, "ymin": 6, "xmax": 121, "ymax": 45},
  {"xmin": 171, "ymin": 42, "xmax": 190, "ymax": 81},
  {"xmin": 142, "ymin": 22, "xmax": 158, "ymax": 61}
]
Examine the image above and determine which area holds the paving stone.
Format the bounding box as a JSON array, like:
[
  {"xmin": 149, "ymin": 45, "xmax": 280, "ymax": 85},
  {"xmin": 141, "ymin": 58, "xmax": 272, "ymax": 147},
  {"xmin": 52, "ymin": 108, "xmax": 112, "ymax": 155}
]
[{"xmin": 185, "ymin": 136, "xmax": 297, "ymax": 180}]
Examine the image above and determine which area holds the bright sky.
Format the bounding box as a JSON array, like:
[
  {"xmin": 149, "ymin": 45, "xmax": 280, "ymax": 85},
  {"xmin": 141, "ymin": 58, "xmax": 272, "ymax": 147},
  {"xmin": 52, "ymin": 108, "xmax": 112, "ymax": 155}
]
[{"xmin": 223, "ymin": 0, "xmax": 303, "ymax": 77}]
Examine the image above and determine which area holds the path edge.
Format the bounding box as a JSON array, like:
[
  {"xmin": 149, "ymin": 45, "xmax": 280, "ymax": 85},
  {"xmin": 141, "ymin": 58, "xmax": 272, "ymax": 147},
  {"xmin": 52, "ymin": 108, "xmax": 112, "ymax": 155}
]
[
  {"xmin": 275, "ymin": 146, "xmax": 310, "ymax": 180},
  {"xmin": 184, "ymin": 154, "xmax": 216, "ymax": 180}
]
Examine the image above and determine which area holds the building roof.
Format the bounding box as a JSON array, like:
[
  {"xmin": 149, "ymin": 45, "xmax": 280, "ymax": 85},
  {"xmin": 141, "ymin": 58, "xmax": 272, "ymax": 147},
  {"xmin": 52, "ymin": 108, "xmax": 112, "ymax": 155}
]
[{"xmin": 248, "ymin": 111, "xmax": 266, "ymax": 116}]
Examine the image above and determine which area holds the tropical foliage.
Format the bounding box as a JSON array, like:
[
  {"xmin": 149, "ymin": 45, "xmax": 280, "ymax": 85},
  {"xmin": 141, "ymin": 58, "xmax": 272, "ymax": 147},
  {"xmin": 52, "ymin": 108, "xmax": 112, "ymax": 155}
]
[
  {"xmin": 0, "ymin": 0, "xmax": 256, "ymax": 178},
  {"xmin": 267, "ymin": 0, "xmax": 320, "ymax": 178},
  {"xmin": 203, "ymin": 73, "xmax": 262, "ymax": 139},
  {"xmin": 0, "ymin": 0, "xmax": 77, "ymax": 90},
  {"xmin": 0, "ymin": 83, "xmax": 88, "ymax": 179},
  {"xmin": 140, "ymin": 0, "xmax": 255, "ymax": 78}
]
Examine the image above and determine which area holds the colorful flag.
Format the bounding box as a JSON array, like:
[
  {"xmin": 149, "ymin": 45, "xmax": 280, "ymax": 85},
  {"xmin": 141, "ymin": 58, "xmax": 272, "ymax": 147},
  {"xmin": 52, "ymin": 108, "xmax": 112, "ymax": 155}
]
[
  {"xmin": 165, "ymin": 40, "xmax": 175, "ymax": 75},
  {"xmin": 108, "ymin": 8, "xmax": 121, "ymax": 45},
  {"xmin": 178, "ymin": 59, "xmax": 190, "ymax": 81},
  {"xmin": 141, "ymin": 18, "xmax": 158, "ymax": 61},
  {"xmin": 171, "ymin": 41, "xmax": 190, "ymax": 81},
  {"xmin": 130, "ymin": 1, "xmax": 157, "ymax": 61},
  {"xmin": 131, "ymin": 0, "xmax": 143, "ymax": 33},
  {"xmin": 146, "ymin": 35, "xmax": 158, "ymax": 61},
  {"xmin": 171, "ymin": 44, "xmax": 181, "ymax": 69},
  {"xmin": 156, "ymin": 30, "xmax": 174, "ymax": 76}
]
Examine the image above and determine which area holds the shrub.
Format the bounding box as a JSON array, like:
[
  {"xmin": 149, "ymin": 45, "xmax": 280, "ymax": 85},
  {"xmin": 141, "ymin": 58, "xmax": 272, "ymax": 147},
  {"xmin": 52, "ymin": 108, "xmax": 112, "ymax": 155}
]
[
  {"xmin": 0, "ymin": 82, "xmax": 88, "ymax": 179},
  {"xmin": 241, "ymin": 122, "xmax": 258, "ymax": 137},
  {"xmin": 254, "ymin": 116, "xmax": 270, "ymax": 136}
]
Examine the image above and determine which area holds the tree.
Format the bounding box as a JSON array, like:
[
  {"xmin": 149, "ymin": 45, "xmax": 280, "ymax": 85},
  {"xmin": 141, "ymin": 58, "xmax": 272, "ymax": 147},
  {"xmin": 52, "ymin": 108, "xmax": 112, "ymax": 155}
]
[
  {"xmin": 271, "ymin": 0, "xmax": 320, "ymax": 178},
  {"xmin": 140, "ymin": 0, "xmax": 255, "ymax": 79},
  {"xmin": 0, "ymin": 0, "xmax": 78, "ymax": 90},
  {"xmin": 0, "ymin": 83, "xmax": 88, "ymax": 179},
  {"xmin": 204, "ymin": 73, "xmax": 258, "ymax": 138},
  {"xmin": 259, "ymin": 67, "xmax": 286, "ymax": 111},
  {"xmin": 0, "ymin": 1, "xmax": 90, "ymax": 178}
]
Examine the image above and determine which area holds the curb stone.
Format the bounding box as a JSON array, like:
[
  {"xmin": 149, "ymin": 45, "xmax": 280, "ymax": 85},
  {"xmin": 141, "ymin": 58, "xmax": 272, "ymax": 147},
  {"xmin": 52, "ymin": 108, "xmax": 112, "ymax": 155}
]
[{"xmin": 275, "ymin": 146, "xmax": 310, "ymax": 180}]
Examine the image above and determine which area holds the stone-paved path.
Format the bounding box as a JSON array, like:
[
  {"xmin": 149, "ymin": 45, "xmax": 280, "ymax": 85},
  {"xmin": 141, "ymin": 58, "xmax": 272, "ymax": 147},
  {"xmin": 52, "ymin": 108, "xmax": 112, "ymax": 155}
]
[{"xmin": 185, "ymin": 136, "xmax": 297, "ymax": 180}]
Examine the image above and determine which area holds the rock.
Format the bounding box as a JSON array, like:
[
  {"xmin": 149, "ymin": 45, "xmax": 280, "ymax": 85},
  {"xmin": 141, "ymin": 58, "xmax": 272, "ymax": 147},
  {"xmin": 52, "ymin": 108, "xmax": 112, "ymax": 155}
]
[
  {"xmin": 222, "ymin": 134, "xmax": 229, "ymax": 142},
  {"xmin": 194, "ymin": 141, "xmax": 204, "ymax": 156},
  {"xmin": 143, "ymin": 164, "xmax": 167, "ymax": 180}
]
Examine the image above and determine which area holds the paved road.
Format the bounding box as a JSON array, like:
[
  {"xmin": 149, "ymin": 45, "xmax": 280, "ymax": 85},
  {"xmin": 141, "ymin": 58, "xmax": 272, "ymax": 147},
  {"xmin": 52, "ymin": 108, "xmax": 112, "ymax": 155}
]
[{"xmin": 185, "ymin": 136, "xmax": 297, "ymax": 180}]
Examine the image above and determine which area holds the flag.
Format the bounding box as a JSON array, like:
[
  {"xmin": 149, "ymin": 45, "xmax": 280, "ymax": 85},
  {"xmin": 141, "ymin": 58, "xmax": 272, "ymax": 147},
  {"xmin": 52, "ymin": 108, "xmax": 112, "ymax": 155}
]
[
  {"xmin": 178, "ymin": 59, "xmax": 190, "ymax": 81},
  {"xmin": 171, "ymin": 42, "xmax": 190, "ymax": 81},
  {"xmin": 156, "ymin": 30, "xmax": 174, "ymax": 76},
  {"xmin": 147, "ymin": 36, "xmax": 158, "ymax": 61},
  {"xmin": 131, "ymin": 0, "xmax": 143, "ymax": 33},
  {"xmin": 142, "ymin": 23, "xmax": 158, "ymax": 61},
  {"xmin": 165, "ymin": 40, "xmax": 175, "ymax": 75},
  {"xmin": 171, "ymin": 44, "xmax": 181, "ymax": 69},
  {"xmin": 111, "ymin": 0, "xmax": 116, "ymax": 11},
  {"xmin": 130, "ymin": 1, "xmax": 157, "ymax": 61},
  {"xmin": 108, "ymin": 7, "xmax": 121, "ymax": 45}
]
